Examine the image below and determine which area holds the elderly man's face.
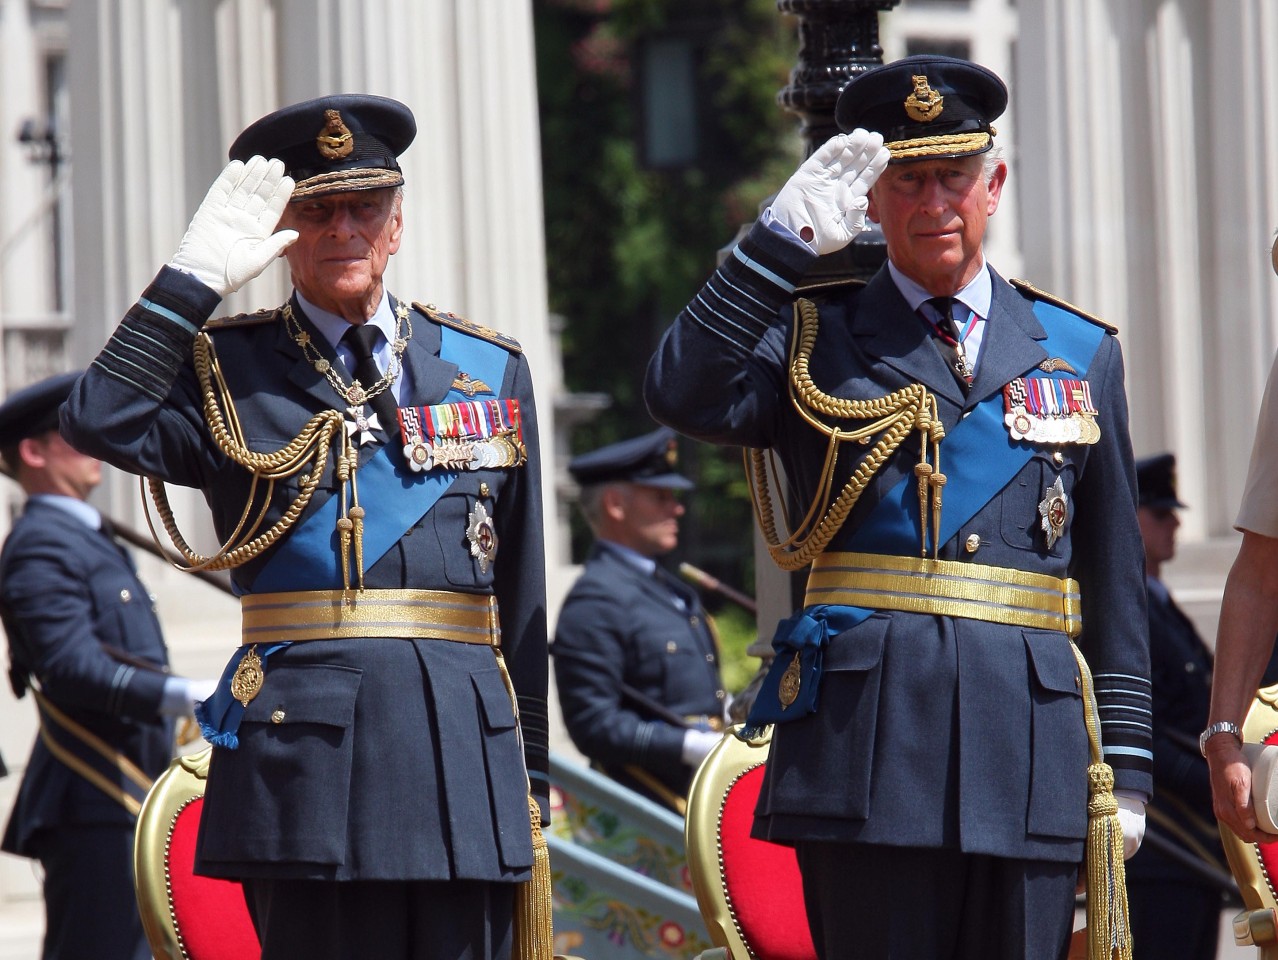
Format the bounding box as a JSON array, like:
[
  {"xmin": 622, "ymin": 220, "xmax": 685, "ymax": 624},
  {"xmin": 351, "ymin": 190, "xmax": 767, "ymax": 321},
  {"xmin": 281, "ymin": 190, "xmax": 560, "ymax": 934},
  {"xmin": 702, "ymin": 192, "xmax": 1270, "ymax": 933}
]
[
  {"xmin": 278, "ymin": 188, "xmax": 404, "ymax": 322},
  {"xmin": 867, "ymin": 154, "xmax": 1006, "ymax": 297}
]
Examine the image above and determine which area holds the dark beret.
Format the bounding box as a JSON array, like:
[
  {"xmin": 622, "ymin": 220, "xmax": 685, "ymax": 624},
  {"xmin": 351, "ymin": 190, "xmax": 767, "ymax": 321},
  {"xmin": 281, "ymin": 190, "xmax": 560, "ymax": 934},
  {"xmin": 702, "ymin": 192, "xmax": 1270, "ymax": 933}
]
[
  {"xmin": 569, "ymin": 428, "xmax": 694, "ymax": 490},
  {"xmin": 1135, "ymin": 452, "xmax": 1188, "ymax": 510},
  {"xmin": 230, "ymin": 94, "xmax": 416, "ymax": 199},
  {"xmin": 836, "ymin": 55, "xmax": 1007, "ymax": 163},
  {"xmin": 0, "ymin": 371, "xmax": 82, "ymax": 448}
]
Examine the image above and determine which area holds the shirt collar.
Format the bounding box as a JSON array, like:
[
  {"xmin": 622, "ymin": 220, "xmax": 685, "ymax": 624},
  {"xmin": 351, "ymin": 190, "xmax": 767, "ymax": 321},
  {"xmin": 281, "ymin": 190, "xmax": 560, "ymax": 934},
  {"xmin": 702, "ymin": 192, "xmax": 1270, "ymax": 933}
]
[
  {"xmin": 30, "ymin": 494, "xmax": 102, "ymax": 530},
  {"xmin": 598, "ymin": 539, "xmax": 658, "ymax": 577},
  {"xmin": 296, "ymin": 289, "xmax": 397, "ymax": 354},
  {"xmin": 888, "ymin": 259, "xmax": 993, "ymax": 320}
]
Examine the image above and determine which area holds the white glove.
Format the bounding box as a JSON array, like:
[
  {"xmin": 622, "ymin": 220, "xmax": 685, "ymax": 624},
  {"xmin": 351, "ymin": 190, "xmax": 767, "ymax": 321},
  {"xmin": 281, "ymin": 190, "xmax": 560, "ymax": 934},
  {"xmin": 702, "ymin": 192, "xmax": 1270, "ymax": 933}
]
[
  {"xmin": 768, "ymin": 130, "xmax": 890, "ymax": 256},
  {"xmin": 159, "ymin": 677, "xmax": 221, "ymax": 717},
  {"xmin": 1115, "ymin": 791, "xmax": 1146, "ymax": 860},
  {"xmin": 681, "ymin": 728, "xmax": 722, "ymax": 767},
  {"xmin": 167, "ymin": 156, "xmax": 298, "ymax": 298}
]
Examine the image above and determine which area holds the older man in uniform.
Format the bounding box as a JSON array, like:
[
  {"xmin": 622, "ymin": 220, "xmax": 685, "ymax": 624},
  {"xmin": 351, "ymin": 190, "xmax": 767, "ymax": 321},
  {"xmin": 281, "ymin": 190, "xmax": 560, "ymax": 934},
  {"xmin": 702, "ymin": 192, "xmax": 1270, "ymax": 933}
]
[
  {"xmin": 645, "ymin": 56, "xmax": 1151, "ymax": 960},
  {"xmin": 61, "ymin": 95, "xmax": 548, "ymax": 960},
  {"xmin": 0, "ymin": 372, "xmax": 214, "ymax": 960},
  {"xmin": 553, "ymin": 428, "xmax": 726, "ymax": 813}
]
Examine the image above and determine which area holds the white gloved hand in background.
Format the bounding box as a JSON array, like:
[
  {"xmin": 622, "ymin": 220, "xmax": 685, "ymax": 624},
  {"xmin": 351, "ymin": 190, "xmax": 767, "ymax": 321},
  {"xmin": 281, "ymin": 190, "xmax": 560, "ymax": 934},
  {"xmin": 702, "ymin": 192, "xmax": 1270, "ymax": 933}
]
[
  {"xmin": 768, "ymin": 130, "xmax": 891, "ymax": 256},
  {"xmin": 167, "ymin": 156, "xmax": 298, "ymax": 299},
  {"xmin": 1115, "ymin": 791, "xmax": 1147, "ymax": 860},
  {"xmin": 681, "ymin": 728, "xmax": 722, "ymax": 767},
  {"xmin": 160, "ymin": 677, "xmax": 221, "ymax": 717}
]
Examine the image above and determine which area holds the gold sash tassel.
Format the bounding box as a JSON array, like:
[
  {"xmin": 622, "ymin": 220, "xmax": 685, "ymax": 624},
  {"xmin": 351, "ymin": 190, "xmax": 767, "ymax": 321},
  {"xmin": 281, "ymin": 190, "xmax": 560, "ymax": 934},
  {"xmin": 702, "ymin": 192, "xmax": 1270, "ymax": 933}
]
[
  {"xmin": 512, "ymin": 795, "xmax": 553, "ymax": 960},
  {"xmin": 1071, "ymin": 643, "xmax": 1133, "ymax": 960}
]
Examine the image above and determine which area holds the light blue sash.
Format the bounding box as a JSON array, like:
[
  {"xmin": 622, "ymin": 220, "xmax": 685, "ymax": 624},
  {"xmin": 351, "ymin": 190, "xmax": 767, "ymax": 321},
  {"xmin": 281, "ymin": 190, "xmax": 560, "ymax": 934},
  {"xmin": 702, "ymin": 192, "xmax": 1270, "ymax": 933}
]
[
  {"xmin": 745, "ymin": 299, "xmax": 1107, "ymax": 732},
  {"xmin": 251, "ymin": 324, "xmax": 509, "ymax": 593}
]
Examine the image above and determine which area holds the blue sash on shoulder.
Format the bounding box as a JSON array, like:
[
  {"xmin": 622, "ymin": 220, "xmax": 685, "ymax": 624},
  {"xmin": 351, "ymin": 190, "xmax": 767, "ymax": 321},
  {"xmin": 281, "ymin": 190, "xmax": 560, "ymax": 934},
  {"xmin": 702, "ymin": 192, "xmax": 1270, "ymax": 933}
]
[
  {"xmin": 195, "ymin": 322, "xmax": 512, "ymax": 747},
  {"xmin": 745, "ymin": 299, "xmax": 1107, "ymax": 732}
]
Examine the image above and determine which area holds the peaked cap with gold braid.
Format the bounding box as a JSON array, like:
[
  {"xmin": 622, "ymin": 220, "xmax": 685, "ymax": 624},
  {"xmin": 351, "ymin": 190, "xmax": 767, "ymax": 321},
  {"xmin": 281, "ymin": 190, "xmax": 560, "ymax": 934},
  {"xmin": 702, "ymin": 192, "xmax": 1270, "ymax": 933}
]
[{"xmin": 836, "ymin": 54, "xmax": 1007, "ymax": 163}]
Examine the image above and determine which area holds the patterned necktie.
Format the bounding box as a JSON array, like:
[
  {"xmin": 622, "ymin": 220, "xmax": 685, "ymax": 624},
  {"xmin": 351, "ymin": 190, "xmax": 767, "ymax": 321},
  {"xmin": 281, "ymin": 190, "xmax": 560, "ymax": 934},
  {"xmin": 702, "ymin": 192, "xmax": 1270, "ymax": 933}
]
[
  {"xmin": 924, "ymin": 296, "xmax": 973, "ymax": 391},
  {"xmin": 340, "ymin": 323, "xmax": 400, "ymax": 437}
]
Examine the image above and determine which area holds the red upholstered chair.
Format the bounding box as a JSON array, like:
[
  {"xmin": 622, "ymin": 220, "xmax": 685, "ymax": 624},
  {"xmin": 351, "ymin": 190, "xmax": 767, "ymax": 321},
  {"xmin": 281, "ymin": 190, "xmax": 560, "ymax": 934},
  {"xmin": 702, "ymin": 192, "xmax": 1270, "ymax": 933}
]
[
  {"xmin": 684, "ymin": 724, "xmax": 816, "ymax": 960},
  {"xmin": 134, "ymin": 747, "xmax": 261, "ymax": 960},
  {"xmin": 1218, "ymin": 684, "xmax": 1278, "ymax": 959}
]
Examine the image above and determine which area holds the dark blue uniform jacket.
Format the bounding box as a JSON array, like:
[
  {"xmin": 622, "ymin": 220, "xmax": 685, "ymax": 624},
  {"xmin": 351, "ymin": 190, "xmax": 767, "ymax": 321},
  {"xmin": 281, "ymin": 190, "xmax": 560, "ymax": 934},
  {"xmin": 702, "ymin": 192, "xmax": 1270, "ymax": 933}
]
[
  {"xmin": 1, "ymin": 499, "xmax": 172, "ymax": 857},
  {"xmin": 553, "ymin": 542, "xmax": 724, "ymax": 801},
  {"xmin": 61, "ymin": 267, "xmax": 548, "ymax": 884},
  {"xmin": 645, "ymin": 222, "xmax": 1152, "ymax": 863}
]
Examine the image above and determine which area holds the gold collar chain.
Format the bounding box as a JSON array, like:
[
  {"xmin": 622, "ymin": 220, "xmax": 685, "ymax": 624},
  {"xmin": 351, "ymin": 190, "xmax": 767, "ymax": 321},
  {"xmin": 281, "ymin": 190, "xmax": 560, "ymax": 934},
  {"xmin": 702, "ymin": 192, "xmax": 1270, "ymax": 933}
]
[{"xmin": 282, "ymin": 301, "xmax": 413, "ymax": 409}]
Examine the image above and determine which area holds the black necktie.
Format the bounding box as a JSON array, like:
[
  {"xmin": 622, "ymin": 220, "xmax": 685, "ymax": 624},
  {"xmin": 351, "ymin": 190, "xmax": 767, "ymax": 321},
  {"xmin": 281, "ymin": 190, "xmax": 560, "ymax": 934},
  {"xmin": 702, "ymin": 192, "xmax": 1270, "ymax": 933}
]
[
  {"xmin": 340, "ymin": 324, "xmax": 400, "ymax": 436},
  {"xmin": 924, "ymin": 296, "xmax": 972, "ymax": 391}
]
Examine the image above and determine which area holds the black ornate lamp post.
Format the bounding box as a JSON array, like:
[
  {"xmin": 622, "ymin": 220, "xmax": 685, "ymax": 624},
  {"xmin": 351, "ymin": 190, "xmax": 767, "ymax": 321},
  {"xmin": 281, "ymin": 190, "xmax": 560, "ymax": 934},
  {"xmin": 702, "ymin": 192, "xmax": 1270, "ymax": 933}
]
[
  {"xmin": 733, "ymin": 0, "xmax": 901, "ymax": 720},
  {"xmin": 778, "ymin": 0, "xmax": 900, "ymax": 281}
]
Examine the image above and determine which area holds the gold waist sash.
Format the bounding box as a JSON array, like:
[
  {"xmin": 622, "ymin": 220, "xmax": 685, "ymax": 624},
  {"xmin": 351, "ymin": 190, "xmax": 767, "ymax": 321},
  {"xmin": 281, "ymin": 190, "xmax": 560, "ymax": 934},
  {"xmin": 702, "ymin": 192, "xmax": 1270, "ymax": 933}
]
[
  {"xmin": 805, "ymin": 552, "xmax": 1081, "ymax": 637},
  {"xmin": 241, "ymin": 589, "xmax": 500, "ymax": 646}
]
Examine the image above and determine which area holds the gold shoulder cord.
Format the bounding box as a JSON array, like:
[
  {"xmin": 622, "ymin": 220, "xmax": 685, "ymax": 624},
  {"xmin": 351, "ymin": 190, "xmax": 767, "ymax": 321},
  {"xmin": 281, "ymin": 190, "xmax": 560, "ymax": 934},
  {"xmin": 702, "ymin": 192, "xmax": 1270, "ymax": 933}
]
[
  {"xmin": 142, "ymin": 324, "xmax": 366, "ymax": 590},
  {"xmin": 749, "ymin": 297, "xmax": 947, "ymax": 570}
]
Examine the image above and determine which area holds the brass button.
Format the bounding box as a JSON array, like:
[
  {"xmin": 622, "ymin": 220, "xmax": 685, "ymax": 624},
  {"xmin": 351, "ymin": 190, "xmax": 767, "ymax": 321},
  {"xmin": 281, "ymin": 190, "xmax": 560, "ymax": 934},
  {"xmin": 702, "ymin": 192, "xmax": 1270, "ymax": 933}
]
[
  {"xmin": 705, "ymin": 654, "xmax": 715, "ymax": 663},
  {"xmin": 964, "ymin": 534, "xmax": 981, "ymax": 554},
  {"xmin": 479, "ymin": 482, "xmax": 490, "ymax": 498},
  {"xmin": 271, "ymin": 709, "xmax": 286, "ymax": 724},
  {"xmin": 1075, "ymin": 676, "xmax": 1082, "ymax": 688},
  {"xmin": 119, "ymin": 589, "xmax": 132, "ymax": 602},
  {"xmin": 666, "ymin": 641, "xmax": 677, "ymax": 654},
  {"xmin": 690, "ymin": 616, "xmax": 701, "ymax": 627},
  {"xmin": 1053, "ymin": 451, "xmax": 1065, "ymax": 465},
  {"xmin": 716, "ymin": 690, "xmax": 726, "ymax": 700}
]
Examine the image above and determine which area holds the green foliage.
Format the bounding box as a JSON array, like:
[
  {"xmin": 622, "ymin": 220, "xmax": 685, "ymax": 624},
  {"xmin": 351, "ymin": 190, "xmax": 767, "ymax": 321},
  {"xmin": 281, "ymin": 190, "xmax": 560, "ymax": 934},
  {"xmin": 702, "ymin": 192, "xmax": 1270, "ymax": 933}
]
[
  {"xmin": 534, "ymin": 0, "xmax": 799, "ymax": 590},
  {"xmin": 709, "ymin": 603, "xmax": 761, "ymax": 695}
]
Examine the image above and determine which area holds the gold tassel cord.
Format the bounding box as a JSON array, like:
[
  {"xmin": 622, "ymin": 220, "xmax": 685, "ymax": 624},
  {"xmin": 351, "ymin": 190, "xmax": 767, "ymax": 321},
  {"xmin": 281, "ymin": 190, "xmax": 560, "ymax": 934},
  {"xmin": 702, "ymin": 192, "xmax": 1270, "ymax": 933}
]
[
  {"xmin": 749, "ymin": 297, "xmax": 947, "ymax": 571},
  {"xmin": 142, "ymin": 330, "xmax": 346, "ymax": 573},
  {"xmin": 1070, "ymin": 643, "xmax": 1134, "ymax": 960},
  {"xmin": 512, "ymin": 795, "xmax": 553, "ymax": 960}
]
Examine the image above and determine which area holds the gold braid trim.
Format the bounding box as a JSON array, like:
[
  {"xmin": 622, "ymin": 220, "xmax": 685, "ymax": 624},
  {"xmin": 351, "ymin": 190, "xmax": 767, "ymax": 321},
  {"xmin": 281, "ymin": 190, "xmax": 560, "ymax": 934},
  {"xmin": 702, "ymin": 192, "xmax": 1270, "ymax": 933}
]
[
  {"xmin": 748, "ymin": 297, "xmax": 946, "ymax": 571},
  {"xmin": 142, "ymin": 330, "xmax": 351, "ymax": 576},
  {"xmin": 885, "ymin": 131, "xmax": 992, "ymax": 161}
]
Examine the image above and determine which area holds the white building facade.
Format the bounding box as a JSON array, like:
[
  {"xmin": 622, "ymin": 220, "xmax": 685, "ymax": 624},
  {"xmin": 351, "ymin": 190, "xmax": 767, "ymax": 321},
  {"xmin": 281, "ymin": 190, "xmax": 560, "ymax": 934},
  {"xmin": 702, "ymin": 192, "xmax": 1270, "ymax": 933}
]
[{"xmin": 1, "ymin": 0, "xmax": 1277, "ymax": 954}]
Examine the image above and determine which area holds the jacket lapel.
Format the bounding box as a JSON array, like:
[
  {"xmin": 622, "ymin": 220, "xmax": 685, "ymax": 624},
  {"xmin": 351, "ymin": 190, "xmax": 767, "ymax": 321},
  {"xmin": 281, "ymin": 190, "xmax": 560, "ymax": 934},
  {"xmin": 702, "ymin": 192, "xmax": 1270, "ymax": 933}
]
[
  {"xmin": 852, "ymin": 269, "xmax": 968, "ymax": 408},
  {"xmin": 965, "ymin": 270, "xmax": 1049, "ymax": 408}
]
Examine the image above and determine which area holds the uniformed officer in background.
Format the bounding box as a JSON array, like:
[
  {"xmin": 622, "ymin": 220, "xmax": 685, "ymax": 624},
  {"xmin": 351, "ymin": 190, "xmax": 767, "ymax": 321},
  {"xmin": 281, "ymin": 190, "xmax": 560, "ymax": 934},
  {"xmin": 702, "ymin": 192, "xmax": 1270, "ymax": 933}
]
[
  {"xmin": 1125, "ymin": 452, "xmax": 1227, "ymax": 960},
  {"xmin": 646, "ymin": 55, "xmax": 1151, "ymax": 960},
  {"xmin": 553, "ymin": 427, "xmax": 726, "ymax": 813},
  {"xmin": 61, "ymin": 95, "xmax": 548, "ymax": 960},
  {"xmin": 0, "ymin": 371, "xmax": 215, "ymax": 960}
]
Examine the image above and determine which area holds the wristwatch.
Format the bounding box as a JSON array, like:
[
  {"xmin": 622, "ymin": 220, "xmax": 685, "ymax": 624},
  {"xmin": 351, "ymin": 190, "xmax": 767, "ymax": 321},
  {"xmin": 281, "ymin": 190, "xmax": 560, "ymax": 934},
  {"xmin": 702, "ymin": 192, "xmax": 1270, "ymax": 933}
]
[{"xmin": 1199, "ymin": 720, "xmax": 1242, "ymax": 757}]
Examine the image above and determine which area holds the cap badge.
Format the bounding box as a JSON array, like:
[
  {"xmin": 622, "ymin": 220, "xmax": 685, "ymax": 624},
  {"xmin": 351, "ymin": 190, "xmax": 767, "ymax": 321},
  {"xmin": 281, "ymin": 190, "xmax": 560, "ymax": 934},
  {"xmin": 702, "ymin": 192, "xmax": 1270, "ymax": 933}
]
[
  {"xmin": 904, "ymin": 75, "xmax": 945, "ymax": 123},
  {"xmin": 316, "ymin": 109, "xmax": 355, "ymax": 160},
  {"xmin": 665, "ymin": 439, "xmax": 678, "ymax": 469}
]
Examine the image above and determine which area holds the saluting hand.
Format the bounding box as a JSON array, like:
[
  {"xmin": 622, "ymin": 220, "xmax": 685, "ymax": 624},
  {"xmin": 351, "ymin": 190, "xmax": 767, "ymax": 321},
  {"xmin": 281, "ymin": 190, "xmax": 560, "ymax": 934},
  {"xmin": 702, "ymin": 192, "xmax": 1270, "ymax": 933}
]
[
  {"xmin": 769, "ymin": 130, "xmax": 890, "ymax": 256},
  {"xmin": 168, "ymin": 155, "xmax": 298, "ymax": 299}
]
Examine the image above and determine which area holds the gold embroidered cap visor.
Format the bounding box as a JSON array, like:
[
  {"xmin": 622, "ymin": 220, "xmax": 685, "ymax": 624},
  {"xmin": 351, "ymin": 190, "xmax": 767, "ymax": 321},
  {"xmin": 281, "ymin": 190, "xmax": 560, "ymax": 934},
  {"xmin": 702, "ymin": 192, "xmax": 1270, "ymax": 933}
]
[
  {"xmin": 835, "ymin": 54, "xmax": 1008, "ymax": 163},
  {"xmin": 228, "ymin": 93, "xmax": 416, "ymax": 199}
]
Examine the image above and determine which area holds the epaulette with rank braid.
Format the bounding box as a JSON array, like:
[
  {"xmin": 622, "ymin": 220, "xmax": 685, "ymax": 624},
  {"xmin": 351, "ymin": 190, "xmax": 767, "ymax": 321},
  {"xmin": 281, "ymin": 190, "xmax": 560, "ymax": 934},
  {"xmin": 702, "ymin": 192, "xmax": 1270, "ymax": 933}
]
[
  {"xmin": 793, "ymin": 276, "xmax": 868, "ymax": 300},
  {"xmin": 413, "ymin": 301, "xmax": 522, "ymax": 354},
  {"xmin": 203, "ymin": 307, "xmax": 281, "ymax": 331},
  {"xmin": 1009, "ymin": 278, "xmax": 1118, "ymax": 335}
]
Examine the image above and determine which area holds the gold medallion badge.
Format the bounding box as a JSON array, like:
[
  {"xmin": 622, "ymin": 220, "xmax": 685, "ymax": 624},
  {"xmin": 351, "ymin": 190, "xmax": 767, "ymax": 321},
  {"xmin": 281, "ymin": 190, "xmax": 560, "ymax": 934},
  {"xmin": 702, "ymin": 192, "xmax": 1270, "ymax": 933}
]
[
  {"xmin": 316, "ymin": 109, "xmax": 355, "ymax": 160},
  {"xmin": 778, "ymin": 651, "xmax": 803, "ymax": 709},
  {"xmin": 904, "ymin": 75, "xmax": 945, "ymax": 123},
  {"xmin": 231, "ymin": 645, "xmax": 265, "ymax": 708}
]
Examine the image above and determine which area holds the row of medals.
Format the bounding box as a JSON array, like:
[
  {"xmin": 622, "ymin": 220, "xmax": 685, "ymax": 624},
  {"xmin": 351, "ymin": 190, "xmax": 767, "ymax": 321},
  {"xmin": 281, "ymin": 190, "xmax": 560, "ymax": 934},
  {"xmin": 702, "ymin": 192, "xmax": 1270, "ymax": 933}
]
[{"xmin": 403, "ymin": 432, "xmax": 525, "ymax": 473}]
